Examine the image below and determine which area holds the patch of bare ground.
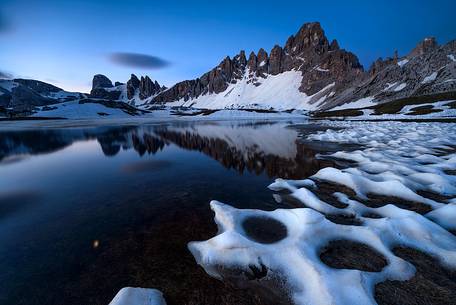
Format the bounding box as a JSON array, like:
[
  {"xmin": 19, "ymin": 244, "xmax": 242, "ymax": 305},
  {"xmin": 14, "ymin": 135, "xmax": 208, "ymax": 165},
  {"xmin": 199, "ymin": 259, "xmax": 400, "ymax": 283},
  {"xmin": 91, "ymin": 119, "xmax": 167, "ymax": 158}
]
[
  {"xmin": 362, "ymin": 193, "xmax": 433, "ymax": 214},
  {"xmin": 375, "ymin": 247, "xmax": 456, "ymax": 305},
  {"xmin": 444, "ymin": 169, "xmax": 456, "ymax": 176},
  {"xmin": 416, "ymin": 190, "xmax": 453, "ymax": 203},
  {"xmin": 242, "ymin": 216, "xmax": 288, "ymax": 244},
  {"xmin": 311, "ymin": 181, "xmax": 353, "ymax": 209},
  {"xmin": 309, "ymin": 180, "xmax": 434, "ymax": 215},
  {"xmin": 320, "ymin": 240, "xmax": 387, "ymax": 272},
  {"xmin": 324, "ymin": 214, "xmax": 362, "ymax": 226}
]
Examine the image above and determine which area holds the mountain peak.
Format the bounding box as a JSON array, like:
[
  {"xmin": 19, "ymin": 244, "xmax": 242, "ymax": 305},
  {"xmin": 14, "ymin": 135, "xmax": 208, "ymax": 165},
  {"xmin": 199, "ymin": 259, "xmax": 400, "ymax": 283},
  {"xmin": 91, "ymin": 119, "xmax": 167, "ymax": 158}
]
[
  {"xmin": 409, "ymin": 37, "xmax": 438, "ymax": 57},
  {"xmin": 92, "ymin": 74, "xmax": 113, "ymax": 89},
  {"xmin": 285, "ymin": 22, "xmax": 329, "ymax": 55}
]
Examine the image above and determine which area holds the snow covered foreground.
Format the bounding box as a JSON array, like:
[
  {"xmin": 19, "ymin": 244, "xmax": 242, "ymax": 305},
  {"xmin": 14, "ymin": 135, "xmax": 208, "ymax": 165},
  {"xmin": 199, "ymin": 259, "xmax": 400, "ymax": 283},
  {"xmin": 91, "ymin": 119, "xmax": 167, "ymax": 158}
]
[{"xmin": 188, "ymin": 121, "xmax": 456, "ymax": 305}]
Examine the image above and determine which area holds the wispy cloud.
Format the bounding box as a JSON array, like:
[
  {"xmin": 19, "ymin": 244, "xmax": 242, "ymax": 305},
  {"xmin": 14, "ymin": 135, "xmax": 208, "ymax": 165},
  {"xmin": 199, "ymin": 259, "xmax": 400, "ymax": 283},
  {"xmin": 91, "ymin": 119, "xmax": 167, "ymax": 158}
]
[
  {"xmin": 0, "ymin": 71, "xmax": 13, "ymax": 79},
  {"xmin": 109, "ymin": 52, "xmax": 170, "ymax": 69}
]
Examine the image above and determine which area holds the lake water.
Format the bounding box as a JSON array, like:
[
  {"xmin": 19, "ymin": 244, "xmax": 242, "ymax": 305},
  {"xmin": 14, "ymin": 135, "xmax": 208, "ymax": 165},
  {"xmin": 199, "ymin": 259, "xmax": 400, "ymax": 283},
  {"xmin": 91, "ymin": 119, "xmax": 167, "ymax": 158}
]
[{"xmin": 0, "ymin": 120, "xmax": 348, "ymax": 305}]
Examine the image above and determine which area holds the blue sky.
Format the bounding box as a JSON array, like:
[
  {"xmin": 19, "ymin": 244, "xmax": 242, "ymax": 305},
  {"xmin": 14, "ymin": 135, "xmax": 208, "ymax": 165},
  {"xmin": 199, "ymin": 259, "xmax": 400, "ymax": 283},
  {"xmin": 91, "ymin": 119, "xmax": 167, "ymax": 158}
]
[{"xmin": 1, "ymin": 0, "xmax": 455, "ymax": 92}]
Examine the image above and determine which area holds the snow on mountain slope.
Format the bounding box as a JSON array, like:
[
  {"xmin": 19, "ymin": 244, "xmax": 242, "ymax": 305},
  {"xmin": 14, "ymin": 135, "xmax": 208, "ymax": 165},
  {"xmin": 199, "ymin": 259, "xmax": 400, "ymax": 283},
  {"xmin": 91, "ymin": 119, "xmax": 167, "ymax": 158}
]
[
  {"xmin": 331, "ymin": 96, "xmax": 376, "ymax": 111},
  {"xmin": 31, "ymin": 101, "xmax": 133, "ymax": 119},
  {"xmin": 166, "ymin": 70, "xmax": 334, "ymax": 111}
]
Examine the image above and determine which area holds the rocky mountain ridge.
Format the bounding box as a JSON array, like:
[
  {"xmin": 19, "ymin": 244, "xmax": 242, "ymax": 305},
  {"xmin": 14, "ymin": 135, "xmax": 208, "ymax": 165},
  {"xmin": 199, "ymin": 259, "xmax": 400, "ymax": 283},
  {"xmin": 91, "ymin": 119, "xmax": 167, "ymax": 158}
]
[
  {"xmin": 0, "ymin": 73, "xmax": 165, "ymax": 117},
  {"xmin": 150, "ymin": 22, "xmax": 456, "ymax": 110},
  {"xmin": 90, "ymin": 74, "xmax": 166, "ymax": 104}
]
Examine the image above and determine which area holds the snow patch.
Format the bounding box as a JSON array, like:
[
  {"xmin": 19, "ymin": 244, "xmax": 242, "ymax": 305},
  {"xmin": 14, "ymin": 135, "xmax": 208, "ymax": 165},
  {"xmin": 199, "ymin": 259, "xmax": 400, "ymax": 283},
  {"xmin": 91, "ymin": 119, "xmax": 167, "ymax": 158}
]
[
  {"xmin": 448, "ymin": 54, "xmax": 456, "ymax": 62},
  {"xmin": 32, "ymin": 101, "xmax": 132, "ymax": 119},
  {"xmin": 397, "ymin": 59, "xmax": 409, "ymax": 67},
  {"xmin": 421, "ymin": 72, "xmax": 438, "ymax": 84},
  {"xmin": 109, "ymin": 287, "xmax": 166, "ymax": 305},
  {"xmin": 331, "ymin": 96, "xmax": 376, "ymax": 111},
  {"xmin": 315, "ymin": 66, "xmax": 329, "ymax": 72},
  {"xmin": 394, "ymin": 82, "xmax": 407, "ymax": 91},
  {"xmin": 383, "ymin": 82, "xmax": 398, "ymax": 91},
  {"xmin": 167, "ymin": 70, "xmax": 330, "ymax": 111}
]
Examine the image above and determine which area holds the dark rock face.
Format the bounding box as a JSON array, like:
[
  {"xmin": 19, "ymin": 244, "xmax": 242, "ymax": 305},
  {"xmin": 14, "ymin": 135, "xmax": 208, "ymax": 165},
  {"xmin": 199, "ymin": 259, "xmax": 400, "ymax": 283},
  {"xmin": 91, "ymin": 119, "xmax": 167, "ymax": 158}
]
[
  {"xmin": 92, "ymin": 74, "xmax": 113, "ymax": 89},
  {"xmin": 409, "ymin": 37, "xmax": 438, "ymax": 57},
  {"xmin": 323, "ymin": 38, "xmax": 456, "ymax": 110},
  {"xmin": 90, "ymin": 88, "xmax": 121, "ymax": 100},
  {"xmin": 14, "ymin": 79, "xmax": 62, "ymax": 95},
  {"xmin": 0, "ymin": 79, "xmax": 77, "ymax": 115},
  {"xmin": 126, "ymin": 74, "xmax": 165, "ymax": 101},
  {"xmin": 127, "ymin": 74, "xmax": 140, "ymax": 99},
  {"xmin": 90, "ymin": 74, "xmax": 121, "ymax": 100},
  {"xmin": 10, "ymin": 85, "xmax": 57, "ymax": 111},
  {"xmin": 0, "ymin": 87, "xmax": 11, "ymax": 107}
]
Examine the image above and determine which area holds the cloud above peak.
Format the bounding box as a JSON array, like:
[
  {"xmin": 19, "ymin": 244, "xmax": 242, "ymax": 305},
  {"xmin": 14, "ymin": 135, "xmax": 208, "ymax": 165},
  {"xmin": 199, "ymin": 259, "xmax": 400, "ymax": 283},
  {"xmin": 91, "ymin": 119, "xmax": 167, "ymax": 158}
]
[
  {"xmin": 0, "ymin": 71, "xmax": 13, "ymax": 79},
  {"xmin": 109, "ymin": 52, "xmax": 170, "ymax": 69}
]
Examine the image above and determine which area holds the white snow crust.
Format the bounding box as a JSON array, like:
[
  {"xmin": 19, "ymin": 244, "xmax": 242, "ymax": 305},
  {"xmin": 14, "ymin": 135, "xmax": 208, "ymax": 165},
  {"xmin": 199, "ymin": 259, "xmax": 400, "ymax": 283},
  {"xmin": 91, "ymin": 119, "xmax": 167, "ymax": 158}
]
[
  {"xmin": 109, "ymin": 287, "xmax": 166, "ymax": 305},
  {"xmin": 422, "ymin": 72, "xmax": 438, "ymax": 84},
  {"xmin": 189, "ymin": 121, "xmax": 456, "ymax": 305},
  {"xmin": 331, "ymin": 96, "xmax": 376, "ymax": 111},
  {"xmin": 393, "ymin": 82, "xmax": 407, "ymax": 91},
  {"xmin": 397, "ymin": 59, "xmax": 409, "ymax": 67},
  {"xmin": 32, "ymin": 101, "xmax": 131, "ymax": 119}
]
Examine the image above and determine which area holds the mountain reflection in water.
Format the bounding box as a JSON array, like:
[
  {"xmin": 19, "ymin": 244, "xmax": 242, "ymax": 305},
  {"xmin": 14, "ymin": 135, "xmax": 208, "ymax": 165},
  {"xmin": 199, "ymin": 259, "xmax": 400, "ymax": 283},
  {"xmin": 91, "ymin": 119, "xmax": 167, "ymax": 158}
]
[
  {"xmin": 0, "ymin": 122, "xmax": 340, "ymax": 179},
  {"xmin": 0, "ymin": 121, "xmax": 355, "ymax": 305}
]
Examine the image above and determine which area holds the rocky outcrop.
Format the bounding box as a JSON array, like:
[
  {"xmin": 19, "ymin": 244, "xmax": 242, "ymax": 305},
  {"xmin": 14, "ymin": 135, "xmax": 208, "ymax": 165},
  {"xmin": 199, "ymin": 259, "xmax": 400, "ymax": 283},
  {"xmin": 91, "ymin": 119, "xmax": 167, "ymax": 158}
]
[
  {"xmin": 126, "ymin": 74, "xmax": 166, "ymax": 101},
  {"xmin": 14, "ymin": 79, "xmax": 62, "ymax": 95},
  {"xmin": 90, "ymin": 74, "xmax": 121, "ymax": 100},
  {"xmin": 10, "ymin": 85, "xmax": 56, "ymax": 111},
  {"xmin": 90, "ymin": 88, "xmax": 121, "ymax": 100},
  {"xmin": 0, "ymin": 79, "xmax": 71, "ymax": 113},
  {"xmin": 409, "ymin": 37, "xmax": 438, "ymax": 57},
  {"xmin": 92, "ymin": 74, "xmax": 113, "ymax": 89},
  {"xmin": 127, "ymin": 74, "xmax": 140, "ymax": 99},
  {"xmin": 322, "ymin": 38, "xmax": 456, "ymax": 110}
]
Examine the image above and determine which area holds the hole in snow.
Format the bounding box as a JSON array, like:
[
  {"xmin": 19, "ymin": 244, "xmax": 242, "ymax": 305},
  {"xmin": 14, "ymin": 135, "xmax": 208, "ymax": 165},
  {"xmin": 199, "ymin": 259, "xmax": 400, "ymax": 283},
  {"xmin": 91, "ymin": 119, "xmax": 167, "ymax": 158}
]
[
  {"xmin": 242, "ymin": 216, "xmax": 287, "ymax": 244},
  {"xmin": 319, "ymin": 240, "xmax": 387, "ymax": 272},
  {"xmin": 362, "ymin": 212, "xmax": 384, "ymax": 219},
  {"xmin": 416, "ymin": 190, "xmax": 453, "ymax": 203},
  {"xmin": 362, "ymin": 194, "xmax": 433, "ymax": 215},
  {"xmin": 444, "ymin": 169, "xmax": 456, "ymax": 176},
  {"xmin": 375, "ymin": 247, "xmax": 456, "ymax": 305},
  {"xmin": 325, "ymin": 214, "xmax": 363, "ymax": 226},
  {"xmin": 310, "ymin": 181, "xmax": 351, "ymax": 209}
]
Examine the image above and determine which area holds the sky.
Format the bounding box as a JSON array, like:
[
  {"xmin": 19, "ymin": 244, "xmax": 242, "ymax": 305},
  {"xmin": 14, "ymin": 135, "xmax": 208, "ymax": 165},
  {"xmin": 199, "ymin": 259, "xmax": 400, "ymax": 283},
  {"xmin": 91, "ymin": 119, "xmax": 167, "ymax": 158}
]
[{"xmin": 0, "ymin": 0, "xmax": 455, "ymax": 93}]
